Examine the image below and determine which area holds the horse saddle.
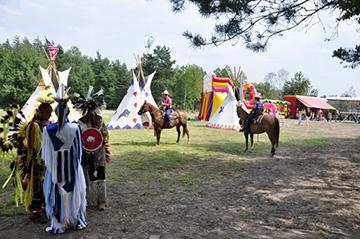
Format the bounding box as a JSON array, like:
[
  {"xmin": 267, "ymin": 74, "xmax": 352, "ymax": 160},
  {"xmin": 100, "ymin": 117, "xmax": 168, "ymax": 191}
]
[
  {"xmin": 252, "ymin": 114, "xmax": 264, "ymax": 124},
  {"xmin": 161, "ymin": 111, "xmax": 178, "ymax": 128}
]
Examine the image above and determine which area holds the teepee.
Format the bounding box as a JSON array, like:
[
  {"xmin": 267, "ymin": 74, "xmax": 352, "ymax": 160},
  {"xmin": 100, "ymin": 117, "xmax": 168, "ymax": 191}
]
[
  {"xmin": 107, "ymin": 71, "xmax": 144, "ymax": 129},
  {"xmin": 107, "ymin": 55, "xmax": 157, "ymax": 129},
  {"xmin": 207, "ymin": 84, "xmax": 241, "ymax": 130},
  {"xmin": 134, "ymin": 55, "xmax": 157, "ymax": 127},
  {"xmin": 139, "ymin": 71, "xmax": 156, "ymax": 127},
  {"xmin": 21, "ymin": 63, "xmax": 81, "ymax": 122}
]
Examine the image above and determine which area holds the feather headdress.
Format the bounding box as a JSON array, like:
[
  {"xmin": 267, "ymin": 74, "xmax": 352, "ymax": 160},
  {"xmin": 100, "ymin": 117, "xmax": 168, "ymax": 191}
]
[
  {"xmin": 73, "ymin": 86, "xmax": 106, "ymax": 116},
  {"xmin": 37, "ymin": 86, "xmax": 55, "ymax": 105}
]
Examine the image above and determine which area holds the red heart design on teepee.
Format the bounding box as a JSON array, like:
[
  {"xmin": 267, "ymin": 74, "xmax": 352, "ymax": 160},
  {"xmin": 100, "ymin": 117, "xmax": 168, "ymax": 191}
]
[
  {"xmin": 133, "ymin": 91, "xmax": 137, "ymax": 96},
  {"xmin": 134, "ymin": 102, "xmax": 138, "ymax": 108},
  {"xmin": 132, "ymin": 118, "xmax": 137, "ymax": 123}
]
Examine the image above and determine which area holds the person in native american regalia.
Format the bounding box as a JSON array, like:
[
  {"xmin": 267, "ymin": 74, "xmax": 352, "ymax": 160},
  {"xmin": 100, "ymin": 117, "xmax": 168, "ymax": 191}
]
[
  {"xmin": 74, "ymin": 86, "xmax": 110, "ymax": 211},
  {"xmin": 0, "ymin": 97, "xmax": 53, "ymax": 221},
  {"xmin": 42, "ymin": 86, "xmax": 87, "ymax": 234},
  {"xmin": 21, "ymin": 96, "xmax": 54, "ymax": 221}
]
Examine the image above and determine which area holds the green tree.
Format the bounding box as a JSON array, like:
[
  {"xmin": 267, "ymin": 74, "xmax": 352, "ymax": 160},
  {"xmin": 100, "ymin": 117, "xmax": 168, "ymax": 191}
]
[
  {"xmin": 57, "ymin": 46, "xmax": 95, "ymax": 97},
  {"xmin": 108, "ymin": 60, "xmax": 131, "ymax": 108},
  {"xmin": 255, "ymin": 81, "xmax": 279, "ymax": 99},
  {"xmin": 0, "ymin": 37, "xmax": 47, "ymax": 107},
  {"xmin": 255, "ymin": 69, "xmax": 289, "ymax": 99},
  {"xmin": 169, "ymin": 0, "xmax": 360, "ymax": 67},
  {"xmin": 91, "ymin": 52, "xmax": 119, "ymax": 108},
  {"xmin": 282, "ymin": 72, "xmax": 311, "ymax": 96},
  {"xmin": 173, "ymin": 64, "xmax": 205, "ymax": 110},
  {"xmin": 142, "ymin": 46, "xmax": 177, "ymax": 102},
  {"xmin": 213, "ymin": 66, "xmax": 231, "ymax": 78}
]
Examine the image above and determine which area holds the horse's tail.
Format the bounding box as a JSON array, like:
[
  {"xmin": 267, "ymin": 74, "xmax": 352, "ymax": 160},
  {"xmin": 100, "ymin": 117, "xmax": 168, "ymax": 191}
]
[{"xmin": 274, "ymin": 117, "xmax": 280, "ymax": 147}]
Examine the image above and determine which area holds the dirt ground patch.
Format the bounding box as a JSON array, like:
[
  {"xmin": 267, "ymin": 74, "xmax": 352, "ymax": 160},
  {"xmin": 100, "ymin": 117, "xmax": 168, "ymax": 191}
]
[{"xmin": 0, "ymin": 120, "xmax": 359, "ymax": 238}]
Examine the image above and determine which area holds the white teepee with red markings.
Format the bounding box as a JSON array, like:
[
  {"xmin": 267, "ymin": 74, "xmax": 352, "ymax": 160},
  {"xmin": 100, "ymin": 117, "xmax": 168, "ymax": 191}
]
[
  {"xmin": 139, "ymin": 71, "xmax": 156, "ymax": 127},
  {"xmin": 107, "ymin": 71, "xmax": 144, "ymax": 129}
]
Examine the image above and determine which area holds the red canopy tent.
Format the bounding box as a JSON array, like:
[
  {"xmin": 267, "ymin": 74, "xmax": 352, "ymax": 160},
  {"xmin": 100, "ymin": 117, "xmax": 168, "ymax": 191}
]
[{"xmin": 284, "ymin": 95, "xmax": 336, "ymax": 118}]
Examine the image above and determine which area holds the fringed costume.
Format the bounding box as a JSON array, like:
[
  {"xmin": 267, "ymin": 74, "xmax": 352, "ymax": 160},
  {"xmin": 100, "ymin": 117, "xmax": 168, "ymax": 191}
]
[
  {"xmin": 1, "ymin": 99, "xmax": 53, "ymax": 221},
  {"xmin": 22, "ymin": 98, "xmax": 53, "ymax": 220},
  {"xmin": 42, "ymin": 86, "xmax": 87, "ymax": 234},
  {"xmin": 74, "ymin": 87, "xmax": 110, "ymax": 211},
  {"xmin": 1, "ymin": 105, "xmax": 25, "ymax": 207}
]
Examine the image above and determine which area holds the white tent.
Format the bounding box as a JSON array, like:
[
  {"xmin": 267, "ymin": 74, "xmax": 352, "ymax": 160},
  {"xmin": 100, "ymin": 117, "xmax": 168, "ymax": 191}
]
[
  {"xmin": 21, "ymin": 65, "xmax": 81, "ymax": 122},
  {"xmin": 107, "ymin": 72, "xmax": 144, "ymax": 129},
  {"xmin": 140, "ymin": 71, "xmax": 156, "ymax": 127},
  {"xmin": 207, "ymin": 85, "xmax": 241, "ymax": 130}
]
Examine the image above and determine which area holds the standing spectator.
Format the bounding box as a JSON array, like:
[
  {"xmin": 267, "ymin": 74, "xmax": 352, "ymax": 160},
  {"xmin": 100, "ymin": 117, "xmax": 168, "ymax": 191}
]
[
  {"xmin": 297, "ymin": 108, "xmax": 302, "ymax": 125},
  {"xmin": 327, "ymin": 111, "xmax": 333, "ymax": 122},
  {"xmin": 305, "ymin": 108, "xmax": 311, "ymax": 126}
]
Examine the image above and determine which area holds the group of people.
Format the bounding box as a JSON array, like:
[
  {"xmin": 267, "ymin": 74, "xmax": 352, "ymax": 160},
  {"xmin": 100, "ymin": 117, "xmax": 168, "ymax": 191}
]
[
  {"xmin": 11, "ymin": 86, "xmax": 110, "ymax": 234},
  {"xmin": 6, "ymin": 87, "xmax": 264, "ymax": 234},
  {"xmin": 296, "ymin": 107, "xmax": 335, "ymax": 125}
]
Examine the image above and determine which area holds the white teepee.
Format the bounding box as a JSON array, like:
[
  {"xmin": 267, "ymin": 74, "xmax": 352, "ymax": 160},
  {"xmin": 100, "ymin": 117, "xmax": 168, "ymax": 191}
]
[
  {"xmin": 21, "ymin": 65, "xmax": 80, "ymax": 122},
  {"xmin": 107, "ymin": 72, "xmax": 144, "ymax": 129},
  {"xmin": 207, "ymin": 85, "xmax": 241, "ymax": 130},
  {"xmin": 140, "ymin": 71, "xmax": 156, "ymax": 127}
]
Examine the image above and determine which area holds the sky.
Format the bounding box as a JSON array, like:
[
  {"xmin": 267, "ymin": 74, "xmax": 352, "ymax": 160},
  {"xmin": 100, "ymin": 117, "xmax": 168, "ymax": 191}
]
[{"xmin": 0, "ymin": 0, "xmax": 359, "ymax": 96}]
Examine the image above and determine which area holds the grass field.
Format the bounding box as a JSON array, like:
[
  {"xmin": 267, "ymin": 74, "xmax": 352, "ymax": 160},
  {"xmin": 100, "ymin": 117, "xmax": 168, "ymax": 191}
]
[
  {"xmin": 0, "ymin": 113, "xmax": 359, "ymax": 238},
  {"xmin": 0, "ymin": 118, "xmax": 325, "ymax": 214}
]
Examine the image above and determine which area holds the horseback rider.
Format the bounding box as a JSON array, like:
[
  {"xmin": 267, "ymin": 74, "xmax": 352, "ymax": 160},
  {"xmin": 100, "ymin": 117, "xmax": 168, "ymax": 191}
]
[
  {"xmin": 242, "ymin": 92, "xmax": 264, "ymax": 134},
  {"xmin": 161, "ymin": 90, "xmax": 173, "ymax": 127}
]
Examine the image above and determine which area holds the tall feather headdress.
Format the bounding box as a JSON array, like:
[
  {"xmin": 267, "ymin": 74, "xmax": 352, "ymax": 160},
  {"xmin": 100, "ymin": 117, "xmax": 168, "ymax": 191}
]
[{"xmin": 73, "ymin": 86, "xmax": 106, "ymax": 116}]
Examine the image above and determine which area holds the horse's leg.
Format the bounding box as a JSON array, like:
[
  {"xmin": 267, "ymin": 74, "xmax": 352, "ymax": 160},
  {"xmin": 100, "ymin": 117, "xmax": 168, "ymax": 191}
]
[
  {"xmin": 176, "ymin": 124, "xmax": 180, "ymax": 143},
  {"xmin": 267, "ymin": 132, "xmax": 276, "ymax": 156},
  {"xmin": 244, "ymin": 133, "xmax": 249, "ymax": 152},
  {"xmin": 250, "ymin": 133, "xmax": 254, "ymax": 151},
  {"xmin": 185, "ymin": 126, "xmax": 190, "ymax": 144},
  {"xmin": 155, "ymin": 128, "xmax": 161, "ymax": 145},
  {"xmin": 183, "ymin": 124, "xmax": 190, "ymax": 144}
]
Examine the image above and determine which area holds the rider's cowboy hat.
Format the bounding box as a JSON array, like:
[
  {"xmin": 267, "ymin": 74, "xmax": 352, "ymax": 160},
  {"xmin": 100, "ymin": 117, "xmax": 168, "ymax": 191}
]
[
  {"xmin": 162, "ymin": 90, "xmax": 169, "ymax": 95},
  {"xmin": 255, "ymin": 92, "xmax": 262, "ymax": 99}
]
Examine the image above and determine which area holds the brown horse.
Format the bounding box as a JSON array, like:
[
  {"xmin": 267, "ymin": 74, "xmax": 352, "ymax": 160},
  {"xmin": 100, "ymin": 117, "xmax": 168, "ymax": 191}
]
[
  {"xmin": 236, "ymin": 102, "xmax": 280, "ymax": 156},
  {"xmin": 138, "ymin": 102, "xmax": 190, "ymax": 145}
]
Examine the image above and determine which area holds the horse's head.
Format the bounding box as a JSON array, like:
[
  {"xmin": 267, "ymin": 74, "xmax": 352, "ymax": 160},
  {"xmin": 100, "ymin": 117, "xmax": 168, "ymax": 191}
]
[
  {"xmin": 236, "ymin": 101, "xmax": 242, "ymax": 108},
  {"xmin": 236, "ymin": 101, "xmax": 249, "ymax": 119},
  {"xmin": 138, "ymin": 101, "xmax": 151, "ymax": 115}
]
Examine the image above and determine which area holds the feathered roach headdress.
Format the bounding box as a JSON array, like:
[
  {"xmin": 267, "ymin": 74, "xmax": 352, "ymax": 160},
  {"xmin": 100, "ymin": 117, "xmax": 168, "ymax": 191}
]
[
  {"xmin": 73, "ymin": 86, "xmax": 106, "ymax": 116},
  {"xmin": 37, "ymin": 86, "xmax": 55, "ymax": 105},
  {"xmin": 36, "ymin": 89, "xmax": 55, "ymax": 117},
  {"xmin": 54, "ymin": 84, "xmax": 70, "ymax": 129}
]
